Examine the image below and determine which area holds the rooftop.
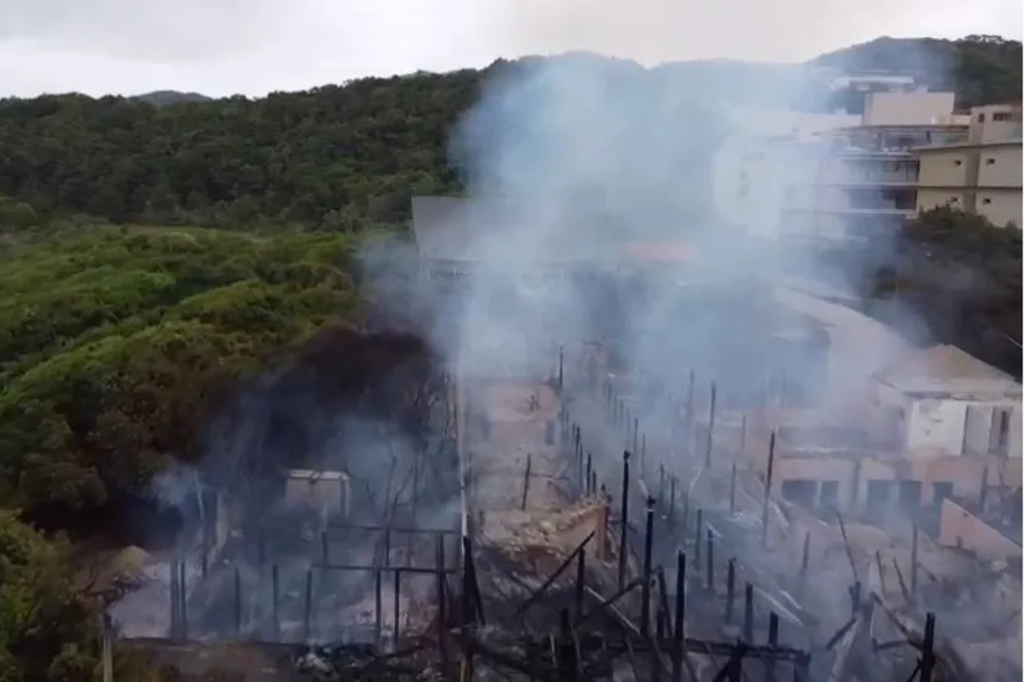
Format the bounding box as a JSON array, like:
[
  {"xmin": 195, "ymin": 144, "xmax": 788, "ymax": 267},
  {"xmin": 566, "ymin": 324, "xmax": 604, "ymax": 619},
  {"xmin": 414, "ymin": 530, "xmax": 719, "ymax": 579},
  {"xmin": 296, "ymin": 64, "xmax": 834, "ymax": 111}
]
[{"xmin": 874, "ymin": 345, "xmax": 1021, "ymax": 399}]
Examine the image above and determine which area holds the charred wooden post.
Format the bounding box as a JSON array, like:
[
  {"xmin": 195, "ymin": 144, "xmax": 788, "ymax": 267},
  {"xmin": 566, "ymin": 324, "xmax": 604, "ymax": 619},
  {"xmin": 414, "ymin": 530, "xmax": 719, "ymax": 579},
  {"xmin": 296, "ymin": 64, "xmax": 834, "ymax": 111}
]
[
  {"xmin": 725, "ymin": 559, "xmax": 736, "ymax": 623},
  {"xmin": 911, "ymin": 525, "xmax": 919, "ymax": 597},
  {"xmin": 761, "ymin": 431, "xmax": 776, "ymax": 546},
  {"xmin": 169, "ymin": 559, "xmax": 179, "ymax": 640},
  {"xmin": 393, "ymin": 569, "xmax": 401, "ymax": 647},
  {"xmin": 436, "ymin": 535, "xmax": 448, "ymax": 664},
  {"xmin": 706, "ymin": 530, "xmax": 715, "ymax": 591},
  {"xmin": 558, "ymin": 608, "xmax": 578, "ymax": 681},
  {"xmin": 521, "ymin": 454, "xmax": 533, "ymax": 511},
  {"xmin": 704, "ymin": 381, "xmax": 717, "ymax": 467},
  {"xmin": 234, "ymin": 566, "xmax": 243, "ymax": 636},
  {"xmin": 767, "ymin": 611, "xmax": 780, "ymax": 680},
  {"xmin": 304, "ymin": 568, "xmax": 314, "ymax": 643},
  {"xmin": 684, "ymin": 370, "xmax": 696, "ymax": 452},
  {"xmin": 641, "ymin": 497, "xmax": 656, "ymax": 637},
  {"xmin": 729, "ymin": 463, "xmax": 737, "ymax": 516},
  {"xmin": 585, "ymin": 452, "xmax": 593, "ymax": 495},
  {"xmin": 668, "ymin": 477, "xmax": 677, "ymax": 527},
  {"xmin": 271, "ymin": 564, "xmax": 280, "ymax": 641},
  {"xmin": 514, "ymin": 532, "xmax": 595, "ymax": 619},
  {"xmin": 694, "ymin": 509, "xmax": 703, "ymax": 564},
  {"xmin": 618, "ymin": 451, "xmax": 631, "ymax": 590},
  {"xmin": 575, "ymin": 574, "xmax": 648, "ymax": 629},
  {"xmin": 799, "ymin": 531, "xmax": 811, "ymax": 596},
  {"xmin": 743, "ymin": 582, "xmax": 754, "ymax": 642},
  {"xmin": 920, "ymin": 612, "xmax": 936, "ymax": 682},
  {"xmin": 575, "ymin": 549, "xmax": 587, "ymax": 619},
  {"xmin": 178, "ymin": 561, "xmax": 188, "ymax": 641},
  {"xmin": 671, "ymin": 551, "xmax": 686, "ymax": 682}
]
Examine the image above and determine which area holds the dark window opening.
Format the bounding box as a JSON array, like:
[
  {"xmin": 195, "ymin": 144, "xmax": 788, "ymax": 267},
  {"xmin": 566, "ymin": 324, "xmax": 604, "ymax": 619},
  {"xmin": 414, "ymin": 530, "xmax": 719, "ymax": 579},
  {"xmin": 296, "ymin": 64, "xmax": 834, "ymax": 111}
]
[
  {"xmin": 932, "ymin": 482, "xmax": 954, "ymax": 507},
  {"xmin": 866, "ymin": 480, "xmax": 891, "ymax": 508},
  {"xmin": 993, "ymin": 112, "xmax": 1011, "ymax": 122},
  {"xmin": 991, "ymin": 408, "xmax": 1011, "ymax": 455},
  {"xmin": 985, "ymin": 157, "xmax": 996, "ymax": 165},
  {"xmin": 819, "ymin": 480, "xmax": 839, "ymax": 510},
  {"xmin": 781, "ymin": 479, "xmax": 817, "ymax": 507},
  {"xmin": 977, "ymin": 113, "xmax": 986, "ymax": 122},
  {"xmin": 897, "ymin": 480, "xmax": 922, "ymax": 512}
]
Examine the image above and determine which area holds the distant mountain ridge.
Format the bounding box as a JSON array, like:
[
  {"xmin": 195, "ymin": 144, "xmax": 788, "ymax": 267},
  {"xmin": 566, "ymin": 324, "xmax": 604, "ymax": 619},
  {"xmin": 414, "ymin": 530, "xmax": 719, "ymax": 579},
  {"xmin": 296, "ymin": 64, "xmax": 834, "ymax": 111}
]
[
  {"xmin": 129, "ymin": 35, "xmax": 1020, "ymax": 112},
  {"xmin": 131, "ymin": 90, "xmax": 212, "ymax": 106}
]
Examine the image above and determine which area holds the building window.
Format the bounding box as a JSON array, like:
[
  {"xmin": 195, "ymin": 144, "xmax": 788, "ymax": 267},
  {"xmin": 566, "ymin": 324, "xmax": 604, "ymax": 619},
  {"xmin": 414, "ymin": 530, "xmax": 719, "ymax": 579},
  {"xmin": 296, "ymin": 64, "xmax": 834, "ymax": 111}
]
[
  {"xmin": 897, "ymin": 480, "xmax": 923, "ymax": 512},
  {"xmin": 781, "ymin": 479, "xmax": 817, "ymax": 506},
  {"xmin": 993, "ymin": 112, "xmax": 1012, "ymax": 122},
  {"xmin": 819, "ymin": 480, "xmax": 839, "ymax": 510},
  {"xmin": 932, "ymin": 482, "xmax": 954, "ymax": 507},
  {"xmin": 990, "ymin": 408, "xmax": 1012, "ymax": 455},
  {"xmin": 986, "ymin": 158, "xmax": 996, "ymax": 165},
  {"xmin": 977, "ymin": 113, "xmax": 986, "ymax": 122}
]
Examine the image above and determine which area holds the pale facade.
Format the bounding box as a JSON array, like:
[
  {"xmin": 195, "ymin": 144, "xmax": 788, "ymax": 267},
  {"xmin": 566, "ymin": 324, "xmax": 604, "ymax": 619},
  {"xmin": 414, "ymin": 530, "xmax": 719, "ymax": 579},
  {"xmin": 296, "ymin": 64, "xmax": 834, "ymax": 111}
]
[
  {"xmin": 743, "ymin": 344, "xmax": 1023, "ymax": 515},
  {"xmin": 715, "ymin": 90, "xmax": 968, "ymax": 241},
  {"xmin": 914, "ymin": 104, "xmax": 1022, "ymax": 227}
]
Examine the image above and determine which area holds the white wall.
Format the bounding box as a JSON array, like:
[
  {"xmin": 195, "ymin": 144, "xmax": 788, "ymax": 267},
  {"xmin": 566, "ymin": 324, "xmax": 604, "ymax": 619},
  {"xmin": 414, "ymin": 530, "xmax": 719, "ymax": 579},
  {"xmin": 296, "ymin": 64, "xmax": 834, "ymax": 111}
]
[
  {"xmin": 906, "ymin": 398, "xmax": 967, "ymax": 456},
  {"xmin": 905, "ymin": 398, "xmax": 1023, "ymax": 457}
]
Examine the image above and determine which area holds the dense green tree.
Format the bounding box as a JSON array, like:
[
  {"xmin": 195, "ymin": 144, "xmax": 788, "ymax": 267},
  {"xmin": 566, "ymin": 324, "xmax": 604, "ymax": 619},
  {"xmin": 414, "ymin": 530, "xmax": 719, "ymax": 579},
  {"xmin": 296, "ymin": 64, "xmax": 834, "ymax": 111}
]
[{"xmin": 868, "ymin": 206, "xmax": 1022, "ymax": 378}]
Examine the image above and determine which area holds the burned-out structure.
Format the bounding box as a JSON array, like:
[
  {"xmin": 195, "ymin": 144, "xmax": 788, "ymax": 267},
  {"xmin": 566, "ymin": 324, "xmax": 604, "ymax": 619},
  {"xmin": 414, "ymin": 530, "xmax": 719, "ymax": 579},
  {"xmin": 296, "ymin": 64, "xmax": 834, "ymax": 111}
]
[{"xmin": 107, "ymin": 195, "xmax": 1017, "ymax": 681}]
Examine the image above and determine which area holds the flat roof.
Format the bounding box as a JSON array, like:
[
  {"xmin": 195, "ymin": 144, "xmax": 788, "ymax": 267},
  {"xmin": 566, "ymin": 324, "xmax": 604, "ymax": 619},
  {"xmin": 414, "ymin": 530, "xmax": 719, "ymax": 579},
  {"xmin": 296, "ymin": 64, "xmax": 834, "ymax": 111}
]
[{"xmin": 914, "ymin": 138, "xmax": 1023, "ymax": 152}]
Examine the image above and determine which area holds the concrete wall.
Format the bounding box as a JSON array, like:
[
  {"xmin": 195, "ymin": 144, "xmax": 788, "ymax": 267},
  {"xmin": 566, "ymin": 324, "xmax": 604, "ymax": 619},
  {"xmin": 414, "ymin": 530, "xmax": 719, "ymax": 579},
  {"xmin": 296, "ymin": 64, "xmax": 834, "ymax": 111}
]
[
  {"xmin": 917, "ymin": 148, "xmax": 970, "ymax": 186},
  {"xmin": 903, "ymin": 399, "xmax": 1022, "ymax": 458},
  {"xmin": 863, "ymin": 91, "xmax": 956, "ymax": 126},
  {"xmin": 938, "ymin": 498, "xmax": 1022, "ymax": 561},
  {"xmin": 976, "ymin": 189, "xmax": 1023, "ymax": 227},
  {"xmin": 978, "ymin": 145, "xmax": 1023, "ymax": 188},
  {"xmin": 763, "ymin": 450, "xmax": 1022, "ymax": 514}
]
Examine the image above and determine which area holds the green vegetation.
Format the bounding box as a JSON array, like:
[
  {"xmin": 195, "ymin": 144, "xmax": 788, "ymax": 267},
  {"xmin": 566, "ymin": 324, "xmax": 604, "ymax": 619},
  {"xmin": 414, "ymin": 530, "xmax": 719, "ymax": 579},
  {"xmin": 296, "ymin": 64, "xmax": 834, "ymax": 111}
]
[
  {"xmin": 870, "ymin": 206, "xmax": 1022, "ymax": 378},
  {"xmin": 815, "ymin": 35, "xmax": 1022, "ymax": 109}
]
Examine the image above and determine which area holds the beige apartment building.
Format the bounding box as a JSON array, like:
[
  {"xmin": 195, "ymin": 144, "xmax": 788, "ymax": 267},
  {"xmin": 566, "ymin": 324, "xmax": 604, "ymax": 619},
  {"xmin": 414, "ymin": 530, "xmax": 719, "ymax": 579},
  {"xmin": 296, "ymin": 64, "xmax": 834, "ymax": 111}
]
[{"xmin": 915, "ymin": 104, "xmax": 1023, "ymax": 227}]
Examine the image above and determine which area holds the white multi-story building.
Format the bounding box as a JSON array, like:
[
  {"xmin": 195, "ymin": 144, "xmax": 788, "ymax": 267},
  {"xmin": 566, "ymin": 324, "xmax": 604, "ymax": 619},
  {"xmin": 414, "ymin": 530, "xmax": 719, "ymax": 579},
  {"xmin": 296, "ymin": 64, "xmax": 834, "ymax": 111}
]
[{"xmin": 715, "ymin": 89, "xmax": 971, "ymax": 241}]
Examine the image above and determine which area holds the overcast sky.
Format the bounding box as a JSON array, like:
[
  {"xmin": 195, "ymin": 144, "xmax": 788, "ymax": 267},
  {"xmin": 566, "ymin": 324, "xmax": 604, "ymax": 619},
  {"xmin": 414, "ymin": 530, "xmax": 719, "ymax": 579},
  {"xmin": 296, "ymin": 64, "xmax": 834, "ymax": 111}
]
[{"xmin": 0, "ymin": 0, "xmax": 1020, "ymax": 98}]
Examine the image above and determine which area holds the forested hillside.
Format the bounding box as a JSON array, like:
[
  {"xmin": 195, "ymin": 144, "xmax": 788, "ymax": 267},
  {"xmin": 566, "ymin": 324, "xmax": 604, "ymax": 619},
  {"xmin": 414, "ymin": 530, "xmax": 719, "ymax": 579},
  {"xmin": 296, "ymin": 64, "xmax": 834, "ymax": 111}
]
[
  {"xmin": 0, "ymin": 37, "xmax": 1019, "ymax": 232},
  {"xmin": 815, "ymin": 35, "xmax": 1022, "ymax": 109}
]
